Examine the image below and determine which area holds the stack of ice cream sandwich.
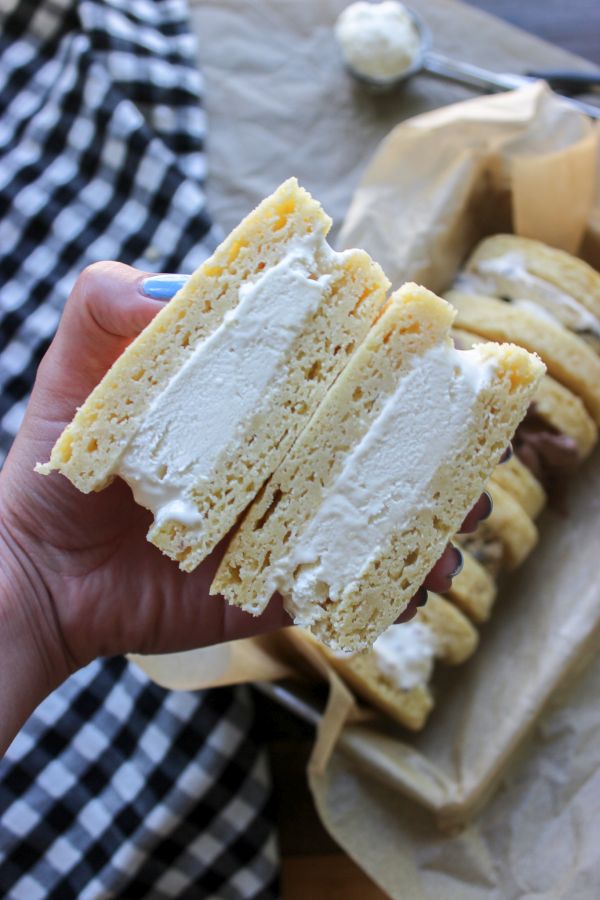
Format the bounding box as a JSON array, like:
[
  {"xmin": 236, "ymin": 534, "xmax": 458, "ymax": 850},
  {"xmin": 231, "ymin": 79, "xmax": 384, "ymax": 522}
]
[
  {"xmin": 325, "ymin": 234, "xmax": 599, "ymax": 732},
  {"xmin": 448, "ymin": 233, "xmax": 599, "ymax": 623}
]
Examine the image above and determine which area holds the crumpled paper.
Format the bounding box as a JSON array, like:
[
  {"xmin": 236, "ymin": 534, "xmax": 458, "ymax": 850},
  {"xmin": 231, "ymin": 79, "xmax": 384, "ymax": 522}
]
[{"xmin": 340, "ymin": 82, "xmax": 598, "ymax": 285}]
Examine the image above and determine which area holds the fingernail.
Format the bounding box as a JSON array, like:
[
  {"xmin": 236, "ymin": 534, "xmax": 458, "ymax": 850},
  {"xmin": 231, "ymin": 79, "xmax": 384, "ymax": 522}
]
[
  {"xmin": 481, "ymin": 491, "xmax": 493, "ymax": 520},
  {"xmin": 141, "ymin": 274, "xmax": 189, "ymax": 300},
  {"xmin": 499, "ymin": 444, "xmax": 513, "ymax": 464},
  {"xmin": 415, "ymin": 586, "xmax": 428, "ymax": 608},
  {"xmin": 449, "ymin": 546, "xmax": 464, "ymax": 578},
  {"xmin": 395, "ymin": 605, "xmax": 418, "ymax": 623}
]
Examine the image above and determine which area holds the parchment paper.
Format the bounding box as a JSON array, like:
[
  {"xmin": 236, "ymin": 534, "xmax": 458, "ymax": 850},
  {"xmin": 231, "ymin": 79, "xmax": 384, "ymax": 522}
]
[
  {"xmin": 131, "ymin": 2, "xmax": 600, "ymax": 895},
  {"xmin": 129, "ymin": 633, "xmax": 295, "ymax": 690},
  {"xmin": 340, "ymin": 82, "xmax": 599, "ymax": 284},
  {"xmin": 187, "ymin": 0, "xmax": 598, "ymax": 241}
]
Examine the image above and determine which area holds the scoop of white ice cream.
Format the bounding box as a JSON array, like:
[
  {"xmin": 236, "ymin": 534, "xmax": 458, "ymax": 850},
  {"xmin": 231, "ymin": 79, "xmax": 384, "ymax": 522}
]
[
  {"xmin": 372, "ymin": 620, "xmax": 436, "ymax": 691},
  {"xmin": 335, "ymin": 1, "xmax": 422, "ymax": 82}
]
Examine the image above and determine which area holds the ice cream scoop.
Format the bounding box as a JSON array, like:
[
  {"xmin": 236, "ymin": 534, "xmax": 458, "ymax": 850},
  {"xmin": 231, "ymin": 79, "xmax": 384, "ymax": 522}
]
[{"xmin": 335, "ymin": 1, "xmax": 600, "ymax": 118}]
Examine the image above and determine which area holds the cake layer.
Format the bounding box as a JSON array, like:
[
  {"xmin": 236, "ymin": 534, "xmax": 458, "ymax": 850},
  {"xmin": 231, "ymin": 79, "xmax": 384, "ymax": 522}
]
[
  {"xmin": 37, "ymin": 179, "xmax": 389, "ymax": 569},
  {"xmin": 419, "ymin": 592, "xmax": 479, "ymax": 665},
  {"xmin": 214, "ymin": 283, "xmax": 544, "ymax": 651},
  {"xmin": 530, "ymin": 374, "xmax": 597, "ymax": 459},
  {"xmin": 446, "ymin": 290, "xmax": 600, "ymax": 424},
  {"xmin": 490, "ymin": 455, "xmax": 546, "ymax": 520},
  {"xmin": 456, "ymin": 481, "xmax": 538, "ymax": 575}
]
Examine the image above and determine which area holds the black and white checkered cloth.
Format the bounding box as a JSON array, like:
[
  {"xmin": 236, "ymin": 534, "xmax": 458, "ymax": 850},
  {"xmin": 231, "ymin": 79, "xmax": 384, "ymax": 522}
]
[
  {"xmin": 0, "ymin": 661, "xmax": 279, "ymax": 899},
  {"xmin": 0, "ymin": 0, "xmax": 222, "ymax": 463},
  {"xmin": 0, "ymin": 1, "xmax": 279, "ymax": 896}
]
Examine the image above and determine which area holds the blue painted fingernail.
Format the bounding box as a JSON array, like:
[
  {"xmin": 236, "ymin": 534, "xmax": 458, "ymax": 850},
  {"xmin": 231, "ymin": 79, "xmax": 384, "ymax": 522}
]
[{"xmin": 141, "ymin": 274, "xmax": 189, "ymax": 300}]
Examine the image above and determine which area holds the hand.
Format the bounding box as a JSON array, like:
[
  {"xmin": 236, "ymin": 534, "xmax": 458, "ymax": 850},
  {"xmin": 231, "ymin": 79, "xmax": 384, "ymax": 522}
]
[
  {"xmin": 0, "ymin": 263, "xmax": 292, "ymax": 683},
  {"xmin": 0, "ymin": 262, "xmax": 497, "ymax": 745},
  {"xmin": 396, "ymin": 490, "xmax": 494, "ymax": 623}
]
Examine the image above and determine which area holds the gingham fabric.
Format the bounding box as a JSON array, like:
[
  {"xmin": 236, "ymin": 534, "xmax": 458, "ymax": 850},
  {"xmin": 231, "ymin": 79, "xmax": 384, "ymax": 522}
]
[
  {"xmin": 0, "ymin": 0, "xmax": 221, "ymax": 464},
  {"xmin": 0, "ymin": 660, "xmax": 279, "ymax": 898},
  {"xmin": 0, "ymin": 1, "xmax": 280, "ymax": 896}
]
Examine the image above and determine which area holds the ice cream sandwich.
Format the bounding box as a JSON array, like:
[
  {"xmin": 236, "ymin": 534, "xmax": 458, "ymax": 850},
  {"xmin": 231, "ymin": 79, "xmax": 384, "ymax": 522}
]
[
  {"xmin": 214, "ymin": 284, "xmax": 544, "ymax": 651},
  {"xmin": 490, "ymin": 454, "xmax": 547, "ymax": 520},
  {"xmin": 445, "ymin": 548, "xmax": 497, "ymax": 623},
  {"xmin": 446, "ymin": 290, "xmax": 600, "ymax": 424},
  {"xmin": 309, "ymin": 593, "xmax": 478, "ymax": 731},
  {"xmin": 456, "ymin": 481, "xmax": 538, "ymax": 577},
  {"xmin": 452, "ymin": 326, "xmax": 597, "ymax": 505},
  {"xmin": 461, "ymin": 234, "xmax": 600, "ymax": 353}
]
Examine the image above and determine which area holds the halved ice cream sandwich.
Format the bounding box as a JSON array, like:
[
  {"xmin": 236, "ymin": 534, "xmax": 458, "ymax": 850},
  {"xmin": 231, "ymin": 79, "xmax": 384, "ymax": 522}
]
[
  {"xmin": 213, "ymin": 283, "xmax": 544, "ymax": 651},
  {"xmin": 461, "ymin": 234, "xmax": 600, "ymax": 353},
  {"xmin": 527, "ymin": 375, "xmax": 597, "ymax": 461},
  {"xmin": 37, "ymin": 179, "xmax": 389, "ymax": 570},
  {"xmin": 453, "ymin": 327, "xmax": 547, "ymax": 518},
  {"xmin": 450, "ymin": 483, "xmax": 538, "ymax": 621},
  {"xmin": 307, "ymin": 593, "xmax": 479, "ymax": 731}
]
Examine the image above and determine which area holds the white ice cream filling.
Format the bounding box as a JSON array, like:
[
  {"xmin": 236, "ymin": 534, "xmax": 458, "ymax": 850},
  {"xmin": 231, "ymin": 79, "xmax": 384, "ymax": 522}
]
[
  {"xmin": 268, "ymin": 343, "xmax": 496, "ymax": 627},
  {"xmin": 335, "ymin": 1, "xmax": 422, "ymax": 81},
  {"xmin": 372, "ymin": 620, "xmax": 437, "ymax": 691},
  {"xmin": 465, "ymin": 252, "xmax": 600, "ymax": 341},
  {"xmin": 117, "ymin": 231, "xmax": 344, "ymax": 531}
]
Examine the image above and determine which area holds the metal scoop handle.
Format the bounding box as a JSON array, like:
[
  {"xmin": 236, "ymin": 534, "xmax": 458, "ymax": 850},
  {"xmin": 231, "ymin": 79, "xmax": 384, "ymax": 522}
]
[{"xmin": 423, "ymin": 51, "xmax": 600, "ymax": 119}]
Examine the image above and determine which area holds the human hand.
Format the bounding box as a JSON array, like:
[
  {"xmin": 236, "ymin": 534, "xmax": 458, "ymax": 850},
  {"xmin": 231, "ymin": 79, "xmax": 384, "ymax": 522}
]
[
  {"xmin": 396, "ymin": 489, "xmax": 495, "ymax": 623},
  {"xmin": 0, "ymin": 262, "xmax": 497, "ymax": 706},
  {"xmin": 0, "ymin": 263, "xmax": 292, "ymax": 696}
]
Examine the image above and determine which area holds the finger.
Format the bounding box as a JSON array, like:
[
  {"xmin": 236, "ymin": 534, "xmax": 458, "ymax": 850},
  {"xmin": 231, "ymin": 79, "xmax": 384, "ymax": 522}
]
[
  {"xmin": 499, "ymin": 443, "xmax": 513, "ymax": 464},
  {"xmin": 33, "ymin": 263, "xmax": 169, "ymax": 419},
  {"xmin": 103, "ymin": 519, "xmax": 294, "ymax": 658},
  {"xmin": 395, "ymin": 586, "xmax": 428, "ymax": 624},
  {"xmin": 395, "ymin": 541, "xmax": 464, "ymax": 626},
  {"xmin": 459, "ymin": 490, "xmax": 493, "ymax": 534},
  {"xmin": 155, "ymin": 592, "xmax": 291, "ymax": 656},
  {"xmin": 422, "ymin": 543, "xmax": 463, "ymax": 594}
]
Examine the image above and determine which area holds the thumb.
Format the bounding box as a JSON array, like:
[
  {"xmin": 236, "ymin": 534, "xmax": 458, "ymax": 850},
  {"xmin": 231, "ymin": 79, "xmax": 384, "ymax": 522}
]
[{"xmin": 33, "ymin": 262, "xmax": 168, "ymax": 419}]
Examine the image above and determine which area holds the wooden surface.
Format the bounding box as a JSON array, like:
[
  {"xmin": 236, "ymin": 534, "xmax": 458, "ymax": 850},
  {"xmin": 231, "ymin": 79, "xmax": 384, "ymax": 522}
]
[{"xmin": 250, "ymin": 3, "xmax": 599, "ymax": 898}]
